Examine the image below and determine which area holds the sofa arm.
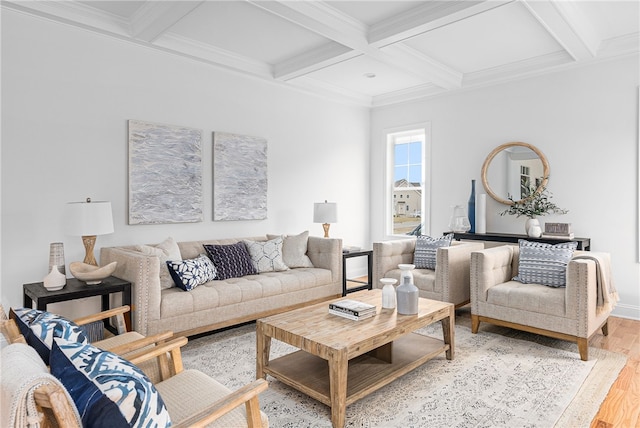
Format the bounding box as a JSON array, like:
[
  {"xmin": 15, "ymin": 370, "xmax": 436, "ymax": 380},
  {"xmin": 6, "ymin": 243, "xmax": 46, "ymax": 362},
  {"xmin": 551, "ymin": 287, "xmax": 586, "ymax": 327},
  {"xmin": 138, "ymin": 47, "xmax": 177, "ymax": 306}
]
[
  {"xmin": 307, "ymin": 237, "xmax": 342, "ymax": 283},
  {"xmin": 100, "ymin": 247, "xmax": 162, "ymax": 336},
  {"xmin": 436, "ymin": 242, "xmax": 485, "ymax": 305},
  {"xmin": 470, "ymin": 245, "xmax": 515, "ymax": 307},
  {"xmin": 565, "ymin": 253, "xmax": 613, "ymax": 338},
  {"xmin": 372, "ymin": 238, "xmax": 417, "ymax": 288}
]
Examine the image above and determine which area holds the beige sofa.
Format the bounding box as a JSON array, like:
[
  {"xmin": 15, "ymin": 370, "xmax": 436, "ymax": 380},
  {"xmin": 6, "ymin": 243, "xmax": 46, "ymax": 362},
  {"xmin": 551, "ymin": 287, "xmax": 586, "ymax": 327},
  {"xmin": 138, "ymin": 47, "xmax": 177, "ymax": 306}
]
[
  {"xmin": 373, "ymin": 238, "xmax": 484, "ymax": 307},
  {"xmin": 101, "ymin": 235, "xmax": 342, "ymax": 337}
]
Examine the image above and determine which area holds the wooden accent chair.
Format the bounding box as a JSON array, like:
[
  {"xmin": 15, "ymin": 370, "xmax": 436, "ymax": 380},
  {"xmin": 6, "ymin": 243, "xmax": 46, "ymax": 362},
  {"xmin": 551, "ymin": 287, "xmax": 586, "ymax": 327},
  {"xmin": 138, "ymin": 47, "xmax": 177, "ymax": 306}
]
[
  {"xmin": 373, "ymin": 239, "xmax": 484, "ymax": 307},
  {"xmin": 1, "ymin": 317, "xmax": 269, "ymax": 427},
  {"xmin": 4, "ymin": 304, "xmax": 173, "ymax": 382},
  {"xmin": 470, "ymin": 245, "xmax": 615, "ymax": 360}
]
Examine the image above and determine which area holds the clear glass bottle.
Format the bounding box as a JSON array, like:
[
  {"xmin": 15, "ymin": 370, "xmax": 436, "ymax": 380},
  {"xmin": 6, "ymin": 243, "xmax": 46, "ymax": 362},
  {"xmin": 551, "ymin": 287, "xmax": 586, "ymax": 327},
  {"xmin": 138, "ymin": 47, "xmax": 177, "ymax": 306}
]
[
  {"xmin": 449, "ymin": 205, "xmax": 471, "ymax": 233},
  {"xmin": 396, "ymin": 264, "xmax": 419, "ymax": 315},
  {"xmin": 380, "ymin": 278, "xmax": 397, "ymax": 309}
]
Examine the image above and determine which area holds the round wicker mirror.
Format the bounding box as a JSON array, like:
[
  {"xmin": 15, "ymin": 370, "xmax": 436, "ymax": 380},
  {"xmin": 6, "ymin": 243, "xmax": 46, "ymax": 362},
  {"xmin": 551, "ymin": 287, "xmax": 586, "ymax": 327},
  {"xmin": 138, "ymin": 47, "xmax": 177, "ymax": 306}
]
[{"xmin": 481, "ymin": 142, "xmax": 550, "ymax": 205}]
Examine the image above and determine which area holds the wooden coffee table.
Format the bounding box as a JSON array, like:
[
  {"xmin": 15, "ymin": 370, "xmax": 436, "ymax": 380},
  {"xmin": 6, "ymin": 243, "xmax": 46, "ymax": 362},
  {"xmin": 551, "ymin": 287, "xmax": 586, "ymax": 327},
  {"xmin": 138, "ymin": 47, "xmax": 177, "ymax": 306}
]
[{"xmin": 256, "ymin": 289, "xmax": 454, "ymax": 428}]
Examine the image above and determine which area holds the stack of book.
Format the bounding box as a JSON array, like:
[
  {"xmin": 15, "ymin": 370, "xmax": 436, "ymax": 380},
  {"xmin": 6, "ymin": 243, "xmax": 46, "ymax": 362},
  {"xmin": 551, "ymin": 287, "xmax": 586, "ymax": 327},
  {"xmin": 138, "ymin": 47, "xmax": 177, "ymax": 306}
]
[
  {"xmin": 542, "ymin": 222, "xmax": 574, "ymax": 239},
  {"xmin": 328, "ymin": 299, "xmax": 377, "ymax": 320}
]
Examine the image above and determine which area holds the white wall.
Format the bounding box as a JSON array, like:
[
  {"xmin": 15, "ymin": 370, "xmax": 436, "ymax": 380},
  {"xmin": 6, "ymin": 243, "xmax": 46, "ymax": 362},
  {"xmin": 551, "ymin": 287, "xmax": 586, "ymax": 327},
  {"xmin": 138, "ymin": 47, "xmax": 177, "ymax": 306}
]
[
  {"xmin": 371, "ymin": 55, "xmax": 640, "ymax": 320},
  {"xmin": 1, "ymin": 10, "xmax": 370, "ymax": 317}
]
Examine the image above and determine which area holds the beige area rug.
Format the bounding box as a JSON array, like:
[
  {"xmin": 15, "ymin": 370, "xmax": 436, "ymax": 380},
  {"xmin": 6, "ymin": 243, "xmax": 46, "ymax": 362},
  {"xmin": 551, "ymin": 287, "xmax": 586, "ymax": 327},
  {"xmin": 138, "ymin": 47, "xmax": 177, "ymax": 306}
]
[{"xmin": 181, "ymin": 312, "xmax": 626, "ymax": 428}]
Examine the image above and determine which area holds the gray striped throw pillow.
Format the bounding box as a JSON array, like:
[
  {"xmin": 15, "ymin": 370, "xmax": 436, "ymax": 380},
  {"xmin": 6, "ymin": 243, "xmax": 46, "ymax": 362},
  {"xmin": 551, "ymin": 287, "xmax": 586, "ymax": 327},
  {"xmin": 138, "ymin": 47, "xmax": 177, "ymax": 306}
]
[
  {"xmin": 513, "ymin": 239, "xmax": 578, "ymax": 287},
  {"xmin": 414, "ymin": 233, "xmax": 453, "ymax": 270}
]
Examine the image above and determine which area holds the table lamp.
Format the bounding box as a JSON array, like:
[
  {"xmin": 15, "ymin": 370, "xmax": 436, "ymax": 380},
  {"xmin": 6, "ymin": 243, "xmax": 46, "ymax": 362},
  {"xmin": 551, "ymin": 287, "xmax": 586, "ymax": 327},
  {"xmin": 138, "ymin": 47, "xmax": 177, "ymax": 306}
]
[
  {"xmin": 313, "ymin": 200, "xmax": 337, "ymax": 238},
  {"xmin": 65, "ymin": 198, "xmax": 114, "ymax": 266}
]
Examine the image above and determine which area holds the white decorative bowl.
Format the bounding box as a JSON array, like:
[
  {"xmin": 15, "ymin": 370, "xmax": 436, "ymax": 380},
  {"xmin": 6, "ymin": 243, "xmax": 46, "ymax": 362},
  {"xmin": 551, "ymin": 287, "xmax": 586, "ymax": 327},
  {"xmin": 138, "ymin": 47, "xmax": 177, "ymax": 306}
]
[{"xmin": 69, "ymin": 261, "xmax": 117, "ymax": 285}]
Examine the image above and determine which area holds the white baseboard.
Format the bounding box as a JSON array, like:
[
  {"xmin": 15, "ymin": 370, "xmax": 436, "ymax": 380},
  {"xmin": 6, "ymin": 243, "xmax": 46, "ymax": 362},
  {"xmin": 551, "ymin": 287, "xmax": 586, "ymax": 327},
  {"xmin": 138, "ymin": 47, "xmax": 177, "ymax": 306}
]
[{"xmin": 611, "ymin": 302, "xmax": 640, "ymax": 320}]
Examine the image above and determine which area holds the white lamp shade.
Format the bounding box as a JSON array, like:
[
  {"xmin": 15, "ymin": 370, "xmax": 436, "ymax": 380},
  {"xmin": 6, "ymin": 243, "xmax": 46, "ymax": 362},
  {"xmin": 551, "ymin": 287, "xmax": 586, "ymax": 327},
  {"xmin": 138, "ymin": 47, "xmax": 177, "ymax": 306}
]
[
  {"xmin": 313, "ymin": 202, "xmax": 337, "ymax": 224},
  {"xmin": 65, "ymin": 200, "xmax": 114, "ymax": 236}
]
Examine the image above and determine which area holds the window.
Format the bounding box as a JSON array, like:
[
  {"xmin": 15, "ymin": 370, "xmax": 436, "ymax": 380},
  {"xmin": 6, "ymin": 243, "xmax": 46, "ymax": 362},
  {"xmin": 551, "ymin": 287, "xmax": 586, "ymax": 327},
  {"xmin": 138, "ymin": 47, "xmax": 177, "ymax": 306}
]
[{"xmin": 386, "ymin": 127, "xmax": 428, "ymax": 236}]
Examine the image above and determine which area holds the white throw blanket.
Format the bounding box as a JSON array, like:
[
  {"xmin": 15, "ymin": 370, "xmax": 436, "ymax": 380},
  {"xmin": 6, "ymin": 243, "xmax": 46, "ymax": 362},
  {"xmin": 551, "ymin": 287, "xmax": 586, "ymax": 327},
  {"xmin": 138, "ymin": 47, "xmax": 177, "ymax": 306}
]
[
  {"xmin": 573, "ymin": 253, "xmax": 619, "ymax": 315},
  {"xmin": 0, "ymin": 343, "xmax": 81, "ymax": 428}
]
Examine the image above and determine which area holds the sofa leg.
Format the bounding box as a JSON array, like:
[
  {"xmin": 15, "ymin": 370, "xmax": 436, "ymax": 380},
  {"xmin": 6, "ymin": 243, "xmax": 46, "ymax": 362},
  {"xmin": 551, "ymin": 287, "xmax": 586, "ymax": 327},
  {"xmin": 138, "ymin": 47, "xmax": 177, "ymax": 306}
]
[
  {"xmin": 471, "ymin": 315, "xmax": 480, "ymax": 334},
  {"xmin": 601, "ymin": 320, "xmax": 609, "ymax": 336},
  {"xmin": 577, "ymin": 338, "xmax": 588, "ymax": 361}
]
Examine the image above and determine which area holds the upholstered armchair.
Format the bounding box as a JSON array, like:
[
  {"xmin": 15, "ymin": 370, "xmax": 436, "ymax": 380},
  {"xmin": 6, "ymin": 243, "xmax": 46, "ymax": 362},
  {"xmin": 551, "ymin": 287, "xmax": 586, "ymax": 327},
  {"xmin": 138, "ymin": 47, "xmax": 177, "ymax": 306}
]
[
  {"xmin": 373, "ymin": 238, "xmax": 484, "ymax": 307},
  {"xmin": 470, "ymin": 245, "xmax": 616, "ymax": 361}
]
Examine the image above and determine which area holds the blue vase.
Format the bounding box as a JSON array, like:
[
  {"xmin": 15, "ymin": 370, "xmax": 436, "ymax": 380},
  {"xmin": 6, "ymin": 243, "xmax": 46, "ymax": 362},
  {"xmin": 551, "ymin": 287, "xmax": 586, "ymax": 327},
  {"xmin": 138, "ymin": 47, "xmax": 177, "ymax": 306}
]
[{"xmin": 468, "ymin": 180, "xmax": 476, "ymax": 233}]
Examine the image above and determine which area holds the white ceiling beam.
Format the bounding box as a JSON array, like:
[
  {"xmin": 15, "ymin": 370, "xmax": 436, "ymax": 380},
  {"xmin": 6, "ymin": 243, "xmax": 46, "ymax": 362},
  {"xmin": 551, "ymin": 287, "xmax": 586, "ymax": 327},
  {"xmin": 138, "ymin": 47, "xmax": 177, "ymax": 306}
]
[
  {"xmin": 379, "ymin": 44, "xmax": 463, "ymax": 89},
  {"xmin": 157, "ymin": 33, "xmax": 273, "ymax": 79},
  {"xmin": 369, "ymin": 0, "xmax": 513, "ymax": 48},
  {"xmin": 522, "ymin": 0, "xmax": 600, "ymax": 61},
  {"xmin": 274, "ymin": 43, "xmax": 361, "ymax": 81},
  {"xmin": 249, "ymin": 0, "xmax": 369, "ymax": 50},
  {"xmin": 259, "ymin": 0, "xmax": 464, "ymax": 88},
  {"xmin": 130, "ymin": 1, "xmax": 204, "ymax": 42}
]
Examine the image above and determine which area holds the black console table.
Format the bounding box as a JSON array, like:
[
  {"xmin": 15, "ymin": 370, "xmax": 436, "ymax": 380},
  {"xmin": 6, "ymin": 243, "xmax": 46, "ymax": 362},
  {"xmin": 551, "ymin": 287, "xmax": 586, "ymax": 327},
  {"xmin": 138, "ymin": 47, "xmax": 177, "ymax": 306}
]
[
  {"xmin": 452, "ymin": 232, "xmax": 590, "ymax": 251},
  {"xmin": 23, "ymin": 276, "xmax": 132, "ymax": 333}
]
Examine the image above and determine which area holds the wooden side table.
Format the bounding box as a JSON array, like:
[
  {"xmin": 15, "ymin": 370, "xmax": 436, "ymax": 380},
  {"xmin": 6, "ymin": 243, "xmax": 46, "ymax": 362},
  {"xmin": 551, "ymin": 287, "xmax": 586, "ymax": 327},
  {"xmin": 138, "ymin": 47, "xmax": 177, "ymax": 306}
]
[
  {"xmin": 23, "ymin": 276, "xmax": 132, "ymax": 334},
  {"xmin": 342, "ymin": 249, "xmax": 373, "ymax": 296}
]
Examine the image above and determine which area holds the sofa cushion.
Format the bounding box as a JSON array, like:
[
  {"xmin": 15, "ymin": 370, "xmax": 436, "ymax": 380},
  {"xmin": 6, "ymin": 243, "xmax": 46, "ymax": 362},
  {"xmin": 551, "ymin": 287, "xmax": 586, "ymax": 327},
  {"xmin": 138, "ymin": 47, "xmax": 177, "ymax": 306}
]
[
  {"xmin": 50, "ymin": 339, "xmax": 171, "ymax": 428},
  {"xmin": 414, "ymin": 233, "xmax": 453, "ymax": 270},
  {"xmin": 136, "ymin": 236, "xmax": 182, "ymax": 290},
  {"xmin": 204, "ymin": 242, "xmax": 258, "ymax": 280},
  {"xmin": 487, "ymin": 280, "xmax": 567, "ymax": 317},
  {"xmin": 10, "ymin": 307, "xmax": 88, "ymax": 363},
  {"xmin": 244, "ymin": 237, "xmax": 289, "ymax": 273},
  {"xmin": 513, "ymin": 239, "xmax": 578, "ymax": 287},
  {"xmin": 267, "ymin": 231, "xmax": 314, "ymax": 268},
  {"xmin": 167, "ymin": 254, "xmax": 217, "ymax": 291}
]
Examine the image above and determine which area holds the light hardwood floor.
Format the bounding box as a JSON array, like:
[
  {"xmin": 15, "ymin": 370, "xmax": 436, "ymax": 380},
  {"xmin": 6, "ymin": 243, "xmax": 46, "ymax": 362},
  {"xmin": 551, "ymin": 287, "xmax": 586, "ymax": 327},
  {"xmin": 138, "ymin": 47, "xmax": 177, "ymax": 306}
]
[
  {"xmin": 588, "ymin": 316, "xmax": 640, "ymax": 428},
  {"xmin": 347, "ymin": 281, "xmax": 639, "ymax": 427}
]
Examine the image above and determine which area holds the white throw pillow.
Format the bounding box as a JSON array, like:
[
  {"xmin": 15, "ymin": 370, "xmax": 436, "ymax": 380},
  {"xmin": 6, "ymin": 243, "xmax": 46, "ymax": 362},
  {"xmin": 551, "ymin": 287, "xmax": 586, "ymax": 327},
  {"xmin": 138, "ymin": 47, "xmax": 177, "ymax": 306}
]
[
  {"xmin": 243, "ymin": 237, "xmax": 289, "ymax": 273},
  {"xmin": 267, "ymin": 231, "xmax": 314, "ymax": 268},
  {"xmin": 136, "ymin": 237, "xmax": 182, "ymax": 290}
]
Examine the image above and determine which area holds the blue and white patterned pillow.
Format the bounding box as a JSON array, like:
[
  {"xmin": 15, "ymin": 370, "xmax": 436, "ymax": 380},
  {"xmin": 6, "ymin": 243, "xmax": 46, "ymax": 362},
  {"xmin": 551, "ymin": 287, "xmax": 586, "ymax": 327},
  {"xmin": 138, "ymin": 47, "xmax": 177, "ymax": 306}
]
[
  {"xmin": 50, "ymin": 338, "xmax": 171, "ymax": 428},
  {"xmin": 513, "ymin": 239, "xmax": 579, "ymax": 287},
  {"xmin": 166, "ymin": 254, "xmax": 217, "ymax": 291},
  {"xmin": 10, "ymin": 307, "xmax": 88, "ymax": 363},
  {"xmin": 203, "ymin": 242, "xmax": 258, "ymax": 280},
  {"xmin": 414, "ymin": 233, "xmax": 453, "ymax": 270},
  {"xmin": 243, "ymin": 237, "xmax": 289, "ymax": 273}
]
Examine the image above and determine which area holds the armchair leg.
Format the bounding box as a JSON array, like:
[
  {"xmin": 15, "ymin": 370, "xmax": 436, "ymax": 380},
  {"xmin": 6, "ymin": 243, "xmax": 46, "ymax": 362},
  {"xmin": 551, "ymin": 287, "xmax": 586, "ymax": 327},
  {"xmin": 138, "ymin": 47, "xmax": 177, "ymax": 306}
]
[
  {"xmin": 601, "ymin": 321, "xmax": 609, "ymax": 336},
  {"xmin": 471, "ymin": 315, "xmax": 480, "ymax": 334},
  {"xmin": 577, "ymin": 338, "xmax": 588, "ymax": 361}
]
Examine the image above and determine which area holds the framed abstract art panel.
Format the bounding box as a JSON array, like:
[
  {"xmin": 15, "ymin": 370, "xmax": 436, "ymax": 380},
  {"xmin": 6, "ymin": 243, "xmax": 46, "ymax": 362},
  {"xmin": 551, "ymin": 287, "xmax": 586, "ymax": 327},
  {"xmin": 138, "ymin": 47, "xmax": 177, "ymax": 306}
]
[
  {"xmin": 213, "ymin": 132, "xmax": 267, "ymax": 221},
  {"xmin": 128, "ymin": 120, "xmax": 203, "ymax": 224}
]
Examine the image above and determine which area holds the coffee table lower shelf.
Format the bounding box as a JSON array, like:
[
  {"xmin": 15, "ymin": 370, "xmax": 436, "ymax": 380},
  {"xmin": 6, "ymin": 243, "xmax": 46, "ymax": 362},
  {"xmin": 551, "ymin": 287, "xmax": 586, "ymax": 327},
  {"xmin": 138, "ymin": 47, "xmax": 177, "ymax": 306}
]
[{"xmin": 262, "ymin": 332, "xmax": 448, "ymax": 407}]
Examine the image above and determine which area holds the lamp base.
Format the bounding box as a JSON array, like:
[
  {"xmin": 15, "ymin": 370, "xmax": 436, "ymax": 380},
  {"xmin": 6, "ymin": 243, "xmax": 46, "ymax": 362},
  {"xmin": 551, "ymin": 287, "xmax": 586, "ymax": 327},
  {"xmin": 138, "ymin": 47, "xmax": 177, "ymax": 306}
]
[
  {"xmin": 81, "ymin": 235, "xmax": 98, "ymax": 266},
  {"xmin": 322, "ymin": 223, "xmax": 331, "ymax": 238}
]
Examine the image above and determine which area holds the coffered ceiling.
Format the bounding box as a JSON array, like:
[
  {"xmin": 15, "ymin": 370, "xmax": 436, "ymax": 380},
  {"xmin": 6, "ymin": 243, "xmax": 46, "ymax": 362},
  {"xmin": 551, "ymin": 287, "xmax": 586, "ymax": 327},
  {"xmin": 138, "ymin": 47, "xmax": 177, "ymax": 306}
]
[{"xmin": 4, "ymin": 1, "xmax": 639, "ymax": 107}]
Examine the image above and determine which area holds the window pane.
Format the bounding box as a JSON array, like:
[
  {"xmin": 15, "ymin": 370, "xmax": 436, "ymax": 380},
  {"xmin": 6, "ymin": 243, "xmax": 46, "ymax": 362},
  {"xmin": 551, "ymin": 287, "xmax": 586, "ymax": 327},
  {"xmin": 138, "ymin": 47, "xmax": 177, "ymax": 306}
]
[
  {"xmin": 408, "ymin": 142, "xmax": 421, "ymax": 161},
  {"xmin": 390, "ymin": 133, "xmax": 424, "ymax": 236},
  {"xmin": 408, "ymin": 165, "xmax": 421, "ymax": 183},
  {"xmin": 394, "ymin": 144, "xmax": 408, "ymax": 166}
]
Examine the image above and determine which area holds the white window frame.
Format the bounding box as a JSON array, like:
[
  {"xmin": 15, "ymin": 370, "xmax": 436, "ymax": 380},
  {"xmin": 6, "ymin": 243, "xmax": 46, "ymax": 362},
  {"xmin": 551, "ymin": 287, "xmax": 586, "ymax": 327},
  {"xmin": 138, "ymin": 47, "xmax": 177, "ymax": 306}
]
[{"xmin": 384, "ymin": 123, "xmax": 431, "ymax": 238}]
